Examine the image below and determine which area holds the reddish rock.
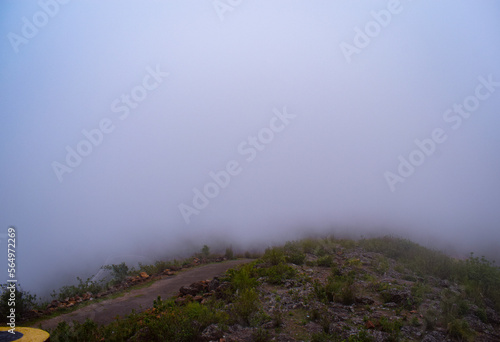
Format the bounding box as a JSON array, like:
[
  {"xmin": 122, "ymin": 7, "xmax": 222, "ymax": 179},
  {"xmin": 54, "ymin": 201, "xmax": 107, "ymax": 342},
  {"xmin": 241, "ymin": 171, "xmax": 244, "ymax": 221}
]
[
  {"xmin": 47, "ymin": 300, "xmax": 59, "ymax": 309},
  {"xmin": 179, "ymin": 285, "xmax": 199, "ymax": 296},
  {"xmin": 175, "ymin": 294, "xmax": 193, "ymax": 305},
  {"xmin": 140, "ymin": 272, "xmax": 149, "ymax": 279}
]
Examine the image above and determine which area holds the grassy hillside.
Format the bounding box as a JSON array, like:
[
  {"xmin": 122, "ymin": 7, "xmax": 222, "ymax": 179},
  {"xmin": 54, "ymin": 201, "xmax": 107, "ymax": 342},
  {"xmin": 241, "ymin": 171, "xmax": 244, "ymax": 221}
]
[{"xmin": 24, "ymin": 237, "xmax": 500, "ymax": 340}]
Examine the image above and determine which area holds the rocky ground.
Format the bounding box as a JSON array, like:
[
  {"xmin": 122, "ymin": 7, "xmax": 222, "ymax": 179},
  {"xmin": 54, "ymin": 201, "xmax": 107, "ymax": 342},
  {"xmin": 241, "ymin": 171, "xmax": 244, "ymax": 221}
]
[
  {"xmin": 42, "ymin": 237, "xmax": 500, "ymax": 341},
  {"xmin": 176, "ymin": 247, "xmax": 500, "ymax": 341}
]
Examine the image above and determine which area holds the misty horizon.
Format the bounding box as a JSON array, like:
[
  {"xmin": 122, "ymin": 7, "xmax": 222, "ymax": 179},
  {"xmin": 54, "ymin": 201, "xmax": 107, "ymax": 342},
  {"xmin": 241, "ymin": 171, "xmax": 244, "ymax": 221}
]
[{"xmin": 1, "ymin": 0, "xmax": 499, "ymax": 298}]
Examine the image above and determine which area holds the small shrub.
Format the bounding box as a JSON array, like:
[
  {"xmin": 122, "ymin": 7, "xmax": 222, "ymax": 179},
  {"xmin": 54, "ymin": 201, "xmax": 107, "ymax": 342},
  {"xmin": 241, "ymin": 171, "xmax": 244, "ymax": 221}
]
[
  {"xmin": 314, "ymin": 271, "xmax": 356, "ymax": 305},
  {"xmin": 137, "ymin": 260, "xmax": 173, "ymax": 276},
  {"xmin": 313, "ymin": 245, "xmax": 327, "ymax": 257},
  {"xmin": 103, "ymin": 262, "xmax": 129, "ymax": 285},
  {"xmin": 262, "ymin": 247, "xmax": 285, "ymax": 266},
  {"xmin": 424, "ymin": 309, "xmax": 438, "ymax": 330},
  {"xmin": 447, "ymin": 318, "xmax": 475, "ymax": 341},
  {"xmin": 51, "ymin": 319, "xmax": 109, "ymax": 342},
  {"xmin": 228, "ymin": 263, "xmax": 258, "ymax": 291},
  {"xmin": 301, "ymin": 239, "xmax": 319, "ymax": 253},
  {"xmin": 201, "ymin": 245, "xmax": 210, "ymax": 259},
  {"xmin": 346, "ymin": 329, "xmax": 373, "ymax": 342},
  {"xmin": 252, "ymin": 327, "xmax": 271, "ymax": 342},
  {"xmin": 394, "ymin": 264, "xmax": 406, "ymax": 274},
  {"xmin": 346, "ymin": 258, "xmax": 362, "ymax": 268},
  {"xmin": 372, "ymin": 255, "xmax": 389, "ymax": 275},
  {"xmin": 259, "ymin": 263, "xmax": 297, "ymax": 285},
  {"xmin": 379, "ymin": 317, "xmax": 403, "ymax": 341},
  {"xmin": 52, "ymin": 277, "xmax": 104, "ymax": 301},
  {"xmin": 225, "ymin": 247, "xmax": 234, "ymax": 260},
  {"xmin": 271, "ymin": 307, "xmax": 283, "ymax": 327},
  {"xmin": 234, "ymin": 288, "xmax": 259, "ymax": 325},
  {"xmin": 441, "ymin": 288, "xmax": 470, "ymax": 324},
  {"xmin": 284, "ymin": 242, "xmax": 306, "ymax": 265},
  {"xmin": 316, "ymin": 255, "xmax": 333, "ymax": 267},
  {"xmin": 410, "ymin": 282, "xmax": 430, "ymax": 307},
  {"xmin": 0, "ymin": 283, "xmax": 37, "ymax": 322},
  {"xmin": 476, "ymin": 307, "xmax": 488, "ymax": 323}
]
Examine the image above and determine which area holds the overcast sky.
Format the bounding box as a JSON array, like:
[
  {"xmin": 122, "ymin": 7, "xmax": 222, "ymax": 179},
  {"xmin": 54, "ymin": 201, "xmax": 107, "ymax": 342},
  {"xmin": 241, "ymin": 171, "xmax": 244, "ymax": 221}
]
[{"xmin": 1, "ymin": 0, "xmax": 499, "ymax": 296}]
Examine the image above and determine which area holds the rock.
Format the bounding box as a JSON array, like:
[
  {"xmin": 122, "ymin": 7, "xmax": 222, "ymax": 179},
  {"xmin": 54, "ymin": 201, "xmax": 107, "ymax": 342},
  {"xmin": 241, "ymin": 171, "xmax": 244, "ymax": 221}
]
[
  {"xmin": 365, "ymin": 320, "xmax": 375, "ymax": 329},
  {"xmin": 191, "ymin": 280, "xmax": 208, "ymax": 292},
  {"xmin": 464, "ymin": 314, "xmax": 489, "ymax": 333},
  {"xmin": 163, "ymin": 269, "xmax": 175, "ymax": 276},
  {"xmin": 486, "ymin": 307, "xmax": 500, "ymax": 324},
  {"xmin": 422, "ymin": 331, "xmax": 446, "ymax": 342},
  {"xmin": 439, "ymin": 279, "xmax": 450, "ymax": 288},
  {"xmin": 179, "ymin": 285, "xmax": 199, "ymax": 296},
  {"xmin": 193, "ymin": 295, "xmax": 203, "ymax": 302},
  {"xmin": 381, "ymin": 288, "xmax": 413, "ymax": 306},
  {"xmin": 261, "ymin": 321, "xmax": 275, "ymax": 329},
  {"xmin": 215, "ymin": 282, "xmax": 231, "ymax": 299},
  {"xmin": 200, "ymin": 324, "xmax": 223, "ymax": 341},
  {"xmin": 47, "ymin": 300, "xmax": 59, "ymax": 309},
  {"xmin": 356, "ymin": 297, "xmax": 375, "ymax": 305},
  {"xmin": 209, "ymin": 278, "xmax": 220, "ymax": 292},
  {"xmin": 175, "ymin": 294, "xmax": 193, "ymax": 305},
  {"xmin": 139, "ymin": 272, "xmax": 149, "ymax": 279}
]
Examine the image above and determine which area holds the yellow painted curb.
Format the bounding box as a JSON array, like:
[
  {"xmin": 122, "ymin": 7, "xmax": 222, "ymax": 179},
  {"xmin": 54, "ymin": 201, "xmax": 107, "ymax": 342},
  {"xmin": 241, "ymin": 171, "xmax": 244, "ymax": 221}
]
[{"xmin": 0, "ymin": 327, "xmax": 50, "ymax": 342}]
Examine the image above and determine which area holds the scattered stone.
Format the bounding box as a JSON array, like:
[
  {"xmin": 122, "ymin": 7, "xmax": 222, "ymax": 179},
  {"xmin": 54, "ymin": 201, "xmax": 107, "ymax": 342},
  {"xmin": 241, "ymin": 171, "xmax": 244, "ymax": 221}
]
[
  {"xmin": 356, "ymin": 296, "xmax": 375, "ymax": 305},
  {"xmin": 422, "ymin": 331, "xmax": 446, "ymax": 342},
  {"xmin": 200, "ymin": 324, "xmax": 223, "ymax": 341},
  {"xmin": 209, "ymin": 277, "xmax": 220, "ymax": 292},
  {"xmin": 439, "ymin": 279, "xmax": 450, "ymax": 287},
  {"xmin": 47, "ymin": 300, "xmax": 59, "ymax": 309},
  {"xmin": 179, "ymin": 285, "xmax": 199, "ymax": 296}
]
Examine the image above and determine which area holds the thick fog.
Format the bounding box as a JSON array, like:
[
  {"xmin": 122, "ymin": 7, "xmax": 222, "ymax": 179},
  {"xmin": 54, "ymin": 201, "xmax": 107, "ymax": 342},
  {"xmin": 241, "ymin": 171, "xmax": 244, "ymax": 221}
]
[{"xmin": 1, "ymin": 1, "xmax": 499, "ymax": 297}]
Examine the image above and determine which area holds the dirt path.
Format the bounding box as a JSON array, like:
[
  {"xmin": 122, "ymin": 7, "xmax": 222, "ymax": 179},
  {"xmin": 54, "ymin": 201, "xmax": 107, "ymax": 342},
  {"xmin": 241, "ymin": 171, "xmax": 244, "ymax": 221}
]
[{"xmin": 33, "ymin": 259, "xmax": 250, "ymax": 330}]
